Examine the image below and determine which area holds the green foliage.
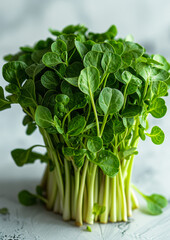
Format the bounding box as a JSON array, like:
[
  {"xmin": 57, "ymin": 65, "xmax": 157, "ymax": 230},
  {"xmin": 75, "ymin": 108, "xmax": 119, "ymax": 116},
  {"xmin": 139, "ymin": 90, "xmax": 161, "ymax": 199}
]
[
  {"xmin": 35, "ymin": 106, "xmax": 53, "ymax": 128},
  {"xmin": 1, "ymin": 24, "xmax": 169, "ymax": 222},
  {"xmin": 92, "ymin": 203, "xmax": 105, "ymax": 217},
  {"xmin": 78, "ymin": 66, "xmax": 100, "ymax": 96},
  {"xmin": 99, "ymin": 87, "xmax": 124, "ymax": 115},
  {"xmin": 0, "ymin": 208, "xmax": 9, "ymax": 215},
  {"xmin": 11, "ymin": 145, "xmax": 48, "ymax": 166},
  {"xmin": 147, "ymin": 126, "xmax": 165, "ymax": 145},
  {"xmin": 87, "ymin": 136, "xmax": 103, "ymax": 153},
  {"xmin": 18, "ymin": 190, "xmax": 37, "ymax": 206}
]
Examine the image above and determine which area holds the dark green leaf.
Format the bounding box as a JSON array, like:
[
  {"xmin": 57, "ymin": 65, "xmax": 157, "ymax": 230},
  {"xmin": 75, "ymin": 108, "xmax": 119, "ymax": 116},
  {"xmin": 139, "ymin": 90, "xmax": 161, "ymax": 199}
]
[
  {"xmin": 18, "ymin": 190, "xmax": 37, "ymax": 206},
  {"xmin": 67, "ymin": 115, "xmax": 86, "ymax": 136},
  {"xmin": 122, "ymin": 105, "xmax": 142, "ymax": 118},
  {"xmin": 97, "ymin": 150, "xmax": 119, "ymax": 177},
  {"xmin": 41, "ymin": 71, "xmax": 59, "ymax": 90},
  {"xmin": 87, "ymin": 136, "xmax": 103, "ymax": 153},
  {"xmin": 2, "ymin": 61, "xmax": 27, "ymax": 86},
  {"xmin": 0, "ymin": 86, "xmax": 11, "ymax": 111},
  {"xmin": 99, "ymin": 87, "xmax": 124, "ymax": 115},
  {"xmin": 42, "ymin": 52, "xmax": 63, "ymax": 67},
  {"xmin": 51, "ymin": 39, "xmax": 67, "ymax": 55},
  {"xmin": 18, "ymin": 79, "xmax": 37, "ymax": 107}
]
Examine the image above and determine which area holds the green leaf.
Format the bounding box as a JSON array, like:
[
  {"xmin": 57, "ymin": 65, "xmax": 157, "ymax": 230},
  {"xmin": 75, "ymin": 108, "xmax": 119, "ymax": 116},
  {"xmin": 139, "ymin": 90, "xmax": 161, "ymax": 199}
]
[
  {"xmin": 78, "ymin": 66, "xmax": 100, "ymax": 96},
  {"xmin": 107, "ymin": 40, "xmax": 124, "ymax": 55},
  {"xmin": 122, "ymin": 105, "xmax": 142, "ymax": 118},
  {"xmin": 120, "ymin": 147, "xmax": 138, "ymax": 159},
  {"xmin": 58, "ymin": 34, "xmax": 75, "ymax": 51},
  {"xmin": 67, "ymin": 115, "xmax": 86, "ymax": 136},
  {"xmin": 83, "ymin": 51, "xmax": 103, "ymax": 74},
  {"xmin": 5, "ymin": 83, "xmax": 20, "ymax": 94},
  {"xmin": 54, "ymin": 115, "xmax": 64, "ymax": 134},
  {"xmin": 0, "ymin": 208, "xmax": 9, "ymax": 215},
  {"xmin": 97, "ymin": 150, "xmax": 119, "ymax": 177},
  {"xmin": 11, "ymin": 146, "xmax": 47, "ymax": 167},
  {"xmin": 35, "ymin": 106, "xmax": 53, "ymax": 128},
  {"xmin": 99, "ymin": 87, "xmax": 124, "ymax": 115},
  {"xmin": 51, "ymin": 39, "xmax": 67, "ymax": 55},
  {"xmin": 135, "ymin": 63, "xmax": 169, "ymax": 82},
  {"xmin": 92, "ymin": 203, "xmax": 106, "ymax": 217},
  {"xmin": 113, "ymin": 118, "xmax": 125, "ymax": 134},
  {"xmin": 26, "ymin": 122, "xmax": 37, "ymax": 135},
  {"xmin": 64, "ymin": 77, "xmax": 78, "ymax": 87},
  {"xmin": 147, "ymin": 126, "xmax": 165, "ymax": 145},
  {"xmin": 56, "ymin": 94, "xmax": 69, "ymax": 105},
  {"xmin": 18, "ymin": 79, "xmax": 37, "ymax": 107},
  {"xmin": 152, "ymin": 54, "xmax": 170, "ymax": 71},
  {"xmin": 144, "ymin": 194, "xmax": 168, "ymax": 215},
  {"xmin": 149, "ymin": 98, "xmax": 167, "ymax": 118},
  {"xmin": 122, "ymin": 71, "xmax": 142, "ymax": 95},
  {"xmin": 102, "ymin": 120, "xmax": 114, "ymax": 144},
  {"xmin": 42, "ymin": 52, "xmax": 63, "ymax": 67},
  {"xmin": 62, "ymin": 147, "xmax": 75, "ymax": 156},
  {"xmin": 92, "ymin": 42, "xmax": 114, "ymax": 53},
  {"xmin": 122, "ymin": 41, "xmax": 144, "ymax": 67},
  {"xmin": 18, "ymin": 190, "xmax": 37, "ymax": 206},
  {"xmin": 75, "ymin": 40, "xmax": 88, "ymax": 59},
  {"xmin": 41, "ymin": 71, "xmax": 59, "ymax": 90},
  {"xmin": 86, "ymin": 226, "xmax": 92, "ymax": 232},
  {"xmin": 0, "ymin": 86, "xmax": 11, "ymax": 111},
  {"xmin": 73, "ymin": 154, "xmax": 85, "ymax": 168},
  {"xmin": 25, "ymin": 63, "xmax": 45, "ymax": 78},
  {"xmin": 87, "ymin": 136, "xmax": 103, "ymax": 153},
  {"xmin": 152, "ymin": 80, "xmax": 168, "ymax": 97},
  {"xmin": 2, "ymin": 61, "xmax": 27, "ymax": 86},
  {"xmin": 65, "ymin": 62, "xmax": 83, "ymax": 78},
  {"xmin": 101, "ymin": 52, "xmax": 121, "ymax": 74}
]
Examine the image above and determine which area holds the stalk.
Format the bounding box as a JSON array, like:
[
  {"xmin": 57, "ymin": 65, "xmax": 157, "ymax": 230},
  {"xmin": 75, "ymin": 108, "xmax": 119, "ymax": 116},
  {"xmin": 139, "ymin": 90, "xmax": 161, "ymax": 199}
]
[
  {"xmin": 63, "ymin": 159, "xmax": 71, "ymax": 221},
  {"xmin": 100, "ymin": 175, "xmax": 110, "ymax": 223},
  {"xmin": 46, "ymin": 170, "xmax": 57, "ymax": 210},
  {"xmin": 118, "ymin": 165, "xmax": 127, "ymax": 221},
  {"xmin": 40, "ymin": 165, "xmax": 48, "ymax": 190},
  {"xmin": 85, "ymin": 163, "xmax": 97, "ymax": 224},
  {"xmin": 116, "ymin": 174, "xmax": 122, "ymax": 221},
  {"xmin": 110, "ymin": 176, "xmax": 117, "ymax": 222},
  {"xmin": 83, "ymin": 183, "xmax": 88, "ymax": 222},
  {"xmin": 42, "ymin": 130, "xmax": 64, "ymax": 212},
  {"xmin": 53, "ymin": 190, "xmax": 60, "ymax": 213},
  {"xmin": 75, "ymin": 159, "xmax": 89, "ymax": 226},
  {"xmin": 131, "ymin": 188, "xmax": 139, "ymax": 210},
  {"xmin": 72, "ymin": 169, "xmax": 80, "ymax": 220}
]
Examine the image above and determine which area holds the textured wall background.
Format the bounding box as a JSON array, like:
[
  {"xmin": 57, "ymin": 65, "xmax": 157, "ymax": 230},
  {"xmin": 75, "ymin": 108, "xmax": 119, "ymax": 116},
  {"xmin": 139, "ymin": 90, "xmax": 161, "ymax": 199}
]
[{"xmin": 0, "ymin": 0, "xmax": 170, "ymax": 202}]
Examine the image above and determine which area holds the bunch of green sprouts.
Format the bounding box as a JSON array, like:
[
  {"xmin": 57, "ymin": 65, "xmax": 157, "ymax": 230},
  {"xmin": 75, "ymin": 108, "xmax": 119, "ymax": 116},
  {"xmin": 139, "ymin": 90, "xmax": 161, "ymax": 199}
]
[{"xmin": 0, "ymin": 24, "xmax": 169, "ymax": 226}]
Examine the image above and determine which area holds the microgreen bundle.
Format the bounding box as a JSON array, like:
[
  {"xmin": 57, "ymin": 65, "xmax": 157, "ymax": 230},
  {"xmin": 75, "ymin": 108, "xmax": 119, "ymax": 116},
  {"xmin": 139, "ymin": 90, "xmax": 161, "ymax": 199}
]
[{"xmin": 1, "ymin": 25, "xmax": 169, "ymax": 226}]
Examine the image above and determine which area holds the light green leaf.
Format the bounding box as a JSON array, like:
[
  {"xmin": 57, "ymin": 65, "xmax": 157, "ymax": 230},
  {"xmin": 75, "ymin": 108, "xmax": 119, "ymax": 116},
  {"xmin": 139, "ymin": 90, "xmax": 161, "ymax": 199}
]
[
  {"xmin": 152, "ymin": 80, "xmax": 168, "ymax": 97},
  {"xmin": 149, "ymin": 98, "xmax": 167, "ymax": 118},
  {"xmin": 147, "ymin": 126, "xmax": 165, "ymax": 145},
  {"xmin": 51, "ymin": 39, "xmax": 67, "ymax": 55},
  {"xmin": 78, "ymin": 66, "xmax": 100, "ymax": 96}
]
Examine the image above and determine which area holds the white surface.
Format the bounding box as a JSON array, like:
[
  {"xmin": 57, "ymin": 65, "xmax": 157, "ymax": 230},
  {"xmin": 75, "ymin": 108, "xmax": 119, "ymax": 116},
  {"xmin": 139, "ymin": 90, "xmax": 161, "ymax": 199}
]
[{"xmin": 1, "ymin": 0, "xmax": 170, "ymax": 239}]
